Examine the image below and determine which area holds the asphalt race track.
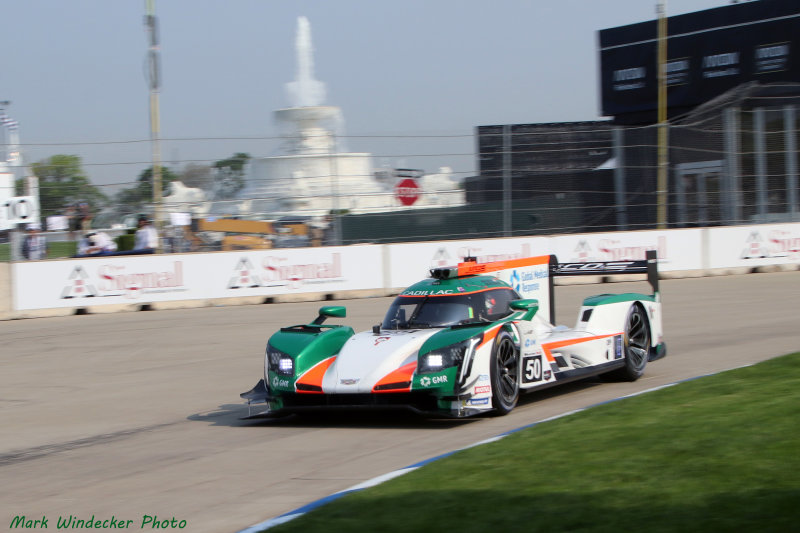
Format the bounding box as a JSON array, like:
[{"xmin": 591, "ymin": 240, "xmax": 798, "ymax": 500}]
[{"xmin": 1, "ymin": 271, "xmax": 798, "ymax": 532}]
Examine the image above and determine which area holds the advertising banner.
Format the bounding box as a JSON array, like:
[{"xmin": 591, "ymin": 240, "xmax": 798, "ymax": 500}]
[
  {"xmin": 386, "ymin": 236, "xmax": 553, "ymax": 288},
  {"xmin": 12, "ymin": 247, "xmax": 383, "ymax": 311},
  {"xmin": 550, "ymin": 229, "xmax": 704, "ymax": 271},
  {"xmin": 707, "ymin": 223, "xmax": 800, "ymax": 269}
]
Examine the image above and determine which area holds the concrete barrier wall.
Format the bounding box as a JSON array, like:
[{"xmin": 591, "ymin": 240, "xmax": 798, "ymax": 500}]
[{"xmin": 3, "ymin": 223, "xmax": 798, "ymax": 320}]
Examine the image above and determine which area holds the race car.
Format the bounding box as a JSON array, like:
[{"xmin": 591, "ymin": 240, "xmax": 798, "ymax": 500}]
[{"xmin": 241, "ymin": 250, "xmax": 665, "ymax": 418}]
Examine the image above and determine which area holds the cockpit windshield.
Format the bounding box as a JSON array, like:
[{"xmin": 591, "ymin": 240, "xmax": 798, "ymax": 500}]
[{"xmin": 381, "ymin": 288, "xmax": 520, "ymax": 329}]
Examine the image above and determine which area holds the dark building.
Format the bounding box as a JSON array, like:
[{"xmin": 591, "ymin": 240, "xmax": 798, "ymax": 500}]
[
  {"xmin": 468, "ymin": 122, "xmax": 618, "ymax": 233},
  {"xmin": 471, "ymin": 0, "xmax": 800, "ymax": 233}
]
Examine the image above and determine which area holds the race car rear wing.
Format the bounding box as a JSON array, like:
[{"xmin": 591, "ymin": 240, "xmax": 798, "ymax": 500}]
[{"xmin": 453, "ymin": 250, "xmax": 659, "ymax": 325}]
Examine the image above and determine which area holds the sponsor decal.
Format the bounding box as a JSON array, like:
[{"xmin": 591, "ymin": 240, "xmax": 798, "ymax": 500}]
[
  {"xmin": 258, "ymin": 253, "xmax": 343, "ymax": 289},
  {"xmin": 767, "ymin": 230, "xmax": 800, "ymax": 258},
  {"xmin": 509, "ymin": 268, "xmax": 545, "ymax": 295},
  {"xmin": 742, "ymin": 231, "xmax": 767, "ymax": 259},
  {"xmin": 468, "ymin": 398, "xmax": 490, "ymax": 406},
  {"xmin": 419, "ymin": 375, "xmax": 448, "ymax": 388},
  {"xmin": 474, "ymin": 385, "xmax": 491, "ymax": 395},
  {"xmin": 478, "ymin": 374, "xmax": 490, "ymax": 382},
  {"xmin": 571, "ymin": 237, "xmax": 667, "ymax": 263},
  {"xmin": 402, "ymin": 289, "xmax": 455, "ymax": 296},
  {"xmin": 61, "ymin": 266, "xmax": 99, "ymax": 299},
  {"xmin": 524, "ymin": 338, "xmax": 537, "ymax": 347},
  {"xmin": 742, "ymin": 230, "xmax": 800, "ymax": 259},
  {"xmin": 543, "ymin": 370, "xmax": 552, "ymax": 380},
  {"xmin": 271, "ymin": 376, "xmax": 290, "ymax": 388},
  {"xmin": 615, "ymin": 335, "xmax": 623, "ymax": 359},
  {"xmin": 430, "ymin": 248, "xmax": 451, "ymax": 267},
  {"xmin": 97, "ymin": 262, "xmax": 185, "ymax": 298},
  {"xmin": 228, "ymin": 258, "xmax": 262, "ymax": 289},
  {"xmin": 374, "ymin": 336, "xmax": 391, "ymax": 346},
  {"xmin": 340, "ymin": 378, "xmax": 359, "ymax": 385},
  {"xmin": 61, "ymin": 262, "xmax": 186, "ymax": 300},
  {"xmin": 574, "ymin": 240, "xmax": 592, "ymax": 261}
]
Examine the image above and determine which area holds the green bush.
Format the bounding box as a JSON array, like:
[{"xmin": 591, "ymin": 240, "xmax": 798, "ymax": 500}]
[{"xmin": 115, "ymin": 234, "xmax": 135, "ymax": 251}]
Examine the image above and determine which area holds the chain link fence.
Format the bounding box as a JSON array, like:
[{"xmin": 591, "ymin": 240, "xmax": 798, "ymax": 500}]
[{"xmin": 3, "ymin": 85, "xmax": 799, "ymax": 257}]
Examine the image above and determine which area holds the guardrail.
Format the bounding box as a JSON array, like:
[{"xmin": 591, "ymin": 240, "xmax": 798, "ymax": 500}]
[{"xmin": 2, "ymin": 223, "xmax": 798, "ymax": 319}]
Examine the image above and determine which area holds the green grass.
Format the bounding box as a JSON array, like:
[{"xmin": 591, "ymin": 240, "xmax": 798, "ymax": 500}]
[
  {"xmin": 0, "ymin": 241, "xmax": 77, "ymax": 261},
  {"xmin": 268, "ymin": 353, "xmax": 800, "ymax": 533}
]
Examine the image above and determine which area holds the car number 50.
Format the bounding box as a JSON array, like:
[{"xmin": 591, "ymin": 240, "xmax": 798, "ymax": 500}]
[{"xmin": 522, "ymin": 355, "xmax": 543, "ymax": 383}]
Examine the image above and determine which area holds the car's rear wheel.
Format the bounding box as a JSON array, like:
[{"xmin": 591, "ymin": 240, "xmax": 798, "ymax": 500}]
[
  {"xmin": 607, "ymin": 303, "xmax": 650, "ymax": 381},
  {"xmin": 490, "ymin": 330, "xmax": 519, "ymax": 415}
]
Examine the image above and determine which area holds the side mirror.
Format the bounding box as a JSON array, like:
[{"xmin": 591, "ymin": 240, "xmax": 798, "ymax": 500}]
[
  {"xmin": 510, "ymin": 299, "xmax": 539, "ymax": 320},
  {"xmin": 312, "ymin": 305, "xmax": 346, "ymax": 325}
]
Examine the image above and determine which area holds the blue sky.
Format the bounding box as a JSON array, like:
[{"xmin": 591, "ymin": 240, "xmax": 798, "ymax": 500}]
[{"xmin": 0, "ymin": 0, "xmax": 729, "ymax": 190}]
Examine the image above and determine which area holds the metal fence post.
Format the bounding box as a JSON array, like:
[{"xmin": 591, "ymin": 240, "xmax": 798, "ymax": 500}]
[
  {"xmin": 723, "ymin": 107, "xmax": 741, "ymax": 224},
  {"xmin": 613, "ymin": 126, "xmax": 628, "ymax": 230},
  {"xmin": 754, "ymin": 107, "xmax": 768, "ymax": 220},
  {"xmin": 784, "ymin": 105, "xmax": 798, "ymax": 221},
  {"xmin": 502, "ymin": 125, "xmax": 512, "ymax": 237}
]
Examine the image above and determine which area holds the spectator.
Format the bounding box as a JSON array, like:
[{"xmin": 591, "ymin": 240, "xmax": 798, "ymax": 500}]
[
  {"xmin": 22, "ymin": 223, "xmax": 48, "ymax": 260},
  {"xmin": 77, "ymin": 231, "xmax": 118, "ymax": 256},
  {"xmin": 133, "ymin": 215, "xmax": 159, "ymax": 253}
]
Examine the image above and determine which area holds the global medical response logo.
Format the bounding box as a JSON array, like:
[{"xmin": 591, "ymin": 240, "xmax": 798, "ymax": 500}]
[{"xmin": 61, "ymin": 266, "xmax": 98, "ymax": 299}]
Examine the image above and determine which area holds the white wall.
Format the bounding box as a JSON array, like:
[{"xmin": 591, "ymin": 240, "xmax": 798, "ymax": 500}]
[{"xmin": 3, "ymin": 223, "xmax": 799, "ymax": 319}]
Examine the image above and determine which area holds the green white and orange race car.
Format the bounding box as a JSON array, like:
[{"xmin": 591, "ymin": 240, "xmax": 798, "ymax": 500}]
[{"xmin": 241, "ymin": 251, "xmax": 666, "ymax": 418}]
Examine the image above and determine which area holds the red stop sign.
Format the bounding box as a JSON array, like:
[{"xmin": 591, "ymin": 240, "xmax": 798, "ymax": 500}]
[{"xmin": 395, "ymin": 178, "xmax": 420, "ymax": 206}]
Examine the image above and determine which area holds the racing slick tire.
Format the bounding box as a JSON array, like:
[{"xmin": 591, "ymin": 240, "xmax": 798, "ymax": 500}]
[
  {"xmin": 606, "ymin": 303, "xmax": 651, "ymax": 382},
  {"xmin": 490, "ymin": 330, "xmax": 520, "ymax": 415}
]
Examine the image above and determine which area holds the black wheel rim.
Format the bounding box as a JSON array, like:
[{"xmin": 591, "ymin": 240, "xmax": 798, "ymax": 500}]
[
  {"xmin": 626, "ymin": 306, "xmax": 650, "ymax": 370},
  {"xmin": 495, "ymin": 338, "xmax": 519, "ymax": 404}
]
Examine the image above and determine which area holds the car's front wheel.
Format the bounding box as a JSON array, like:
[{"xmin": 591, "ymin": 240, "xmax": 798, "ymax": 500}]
[{"xmin": 490, "ymin": 330, "xmax": 520, "ymax": 415}]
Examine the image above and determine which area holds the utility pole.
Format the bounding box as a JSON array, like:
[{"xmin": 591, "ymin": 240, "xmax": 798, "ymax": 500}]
[
  {"xmin": 656, "ymin": 0, "xmax": 669, "ymax": 229},
  {"xmin": 145, "ymin": 0, "xmax": 163, "ymax": 250}
]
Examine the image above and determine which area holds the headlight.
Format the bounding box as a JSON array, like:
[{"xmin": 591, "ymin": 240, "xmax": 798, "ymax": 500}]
[
  {"xmin": 267, "ymin": 344, "xmax": 295, "ymax": 377},
  {"xmin": 419, "ymin": 337, "xmax": 479, "ymax": 374}
]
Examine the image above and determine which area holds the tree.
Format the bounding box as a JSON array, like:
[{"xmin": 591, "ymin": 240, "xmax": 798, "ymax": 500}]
[
  {"xmin": 179, "ymin": 163, "xmax": 213, "ymax": 191},
  {"xmin": 28, "ymin": 155, "xmax": 107, "ymax": 218},
  {"xmin": 213, "ymin": 152, "xmax": 250, "ymax": 199},
  {"xmin": 115, "ymin": 165, "xmax": 178, "ymax": 210}
]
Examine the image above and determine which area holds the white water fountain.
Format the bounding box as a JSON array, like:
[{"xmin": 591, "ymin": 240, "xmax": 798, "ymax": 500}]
[{"xmin": 240, "ymin": 16, "xmax": 386, "ymax": 217}]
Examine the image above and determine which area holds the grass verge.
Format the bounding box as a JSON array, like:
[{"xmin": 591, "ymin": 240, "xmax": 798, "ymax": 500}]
[
  {"xmin": 267, "ymin": 352, "xmax": 800, "ymax": 533},
  {"xmin": 0, "ymin": 241, "xmax": 77, "ymax": 261}
]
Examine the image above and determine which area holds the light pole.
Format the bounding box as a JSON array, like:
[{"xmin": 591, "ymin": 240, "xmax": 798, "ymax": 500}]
[
  {"xmin": 145, "ymin": 0, "xmax": 163, "ymax": 251},
  {"xmin": 656, "ymin": 0, "xmax": 669, "ymax": 229}
]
